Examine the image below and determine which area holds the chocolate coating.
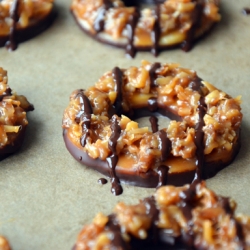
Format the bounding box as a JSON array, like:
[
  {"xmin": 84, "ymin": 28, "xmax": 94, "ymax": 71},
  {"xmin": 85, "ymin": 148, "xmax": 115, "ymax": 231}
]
[
  {"xmin": 75, "ymin": 90, "xmax": 93, "ymax": 147},
  {"xmin": 107, "ymin": 116, "xmax": 123, "ymax": 195},
  {"xmin": 0, "ymin": 125, "xmax": 27, "ymax": 161},
  {"xmin": 63, "ymin": 127, "xmax": 241, "ymax": 188}
]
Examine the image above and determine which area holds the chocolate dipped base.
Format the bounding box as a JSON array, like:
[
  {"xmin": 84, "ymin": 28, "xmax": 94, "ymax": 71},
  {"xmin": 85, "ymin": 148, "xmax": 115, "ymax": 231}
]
[
  {"xmin": 0, "ymin": 126, "xmax": 27, "ymax": 161},
  {"xmin": 0, "ymin": 6, "xmax": 56, "ymax": 49},
  {"xmin": 63, "ymin": 122, "xmax": 240, "ymax": 188}
]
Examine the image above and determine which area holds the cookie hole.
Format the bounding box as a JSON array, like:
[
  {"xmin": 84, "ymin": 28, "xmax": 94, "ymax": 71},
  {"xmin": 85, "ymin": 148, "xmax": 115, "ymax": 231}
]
[{"xmin": 135, "ymin": 115, "xmax": 171, "ymax": 132}]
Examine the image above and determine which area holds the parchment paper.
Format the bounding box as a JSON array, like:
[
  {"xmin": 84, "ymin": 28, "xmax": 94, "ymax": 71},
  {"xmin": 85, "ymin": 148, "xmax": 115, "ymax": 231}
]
[{"xmin": 1, "ymin": 1, "xmax": 250, "ymax": 249}]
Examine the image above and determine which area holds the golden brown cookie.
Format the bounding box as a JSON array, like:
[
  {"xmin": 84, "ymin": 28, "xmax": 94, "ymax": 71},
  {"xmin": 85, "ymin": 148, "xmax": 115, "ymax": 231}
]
[
  {"xmin": 71, "ymin": 0, "xmax": 221, "ymax": 57},
  {"xmin": 73, "ymin": 181, "xmax": 250, "ymax": 249},
  {"xmin": 62, "ymin": 61, "xmax": 242, "ymax": 195},
  {"xmin": 0, "ymin": 0, "xmax": 56, "ymax": 51}
]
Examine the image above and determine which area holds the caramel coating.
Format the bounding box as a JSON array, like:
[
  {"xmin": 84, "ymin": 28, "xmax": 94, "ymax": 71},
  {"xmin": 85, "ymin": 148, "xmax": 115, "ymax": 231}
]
[
  {"xmin": 63, "ymin": 61, "xmax": 242, "ymax": 176},
  {"xmin": 0, "ymin": 0, "xmax": 53, "ymax": 36},
  {"xmin": 74, "ymin": 181, "xmax": 250, "ymax": 250}
]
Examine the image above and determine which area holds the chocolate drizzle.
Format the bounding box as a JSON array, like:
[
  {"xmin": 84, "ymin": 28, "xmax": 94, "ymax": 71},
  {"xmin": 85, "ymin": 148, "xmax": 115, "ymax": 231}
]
[
  {"xmin": 98, "ymin": 178, "xmax": 108, "ymax": 185},
  {"xmin": 189, "ymin": 77, "xmax": 206, "ymax": 182},
  {"xmin": 235, "ymin": 220, "xmax": 245, "ymax": 250},
  {"xmin": 94, "ymin": 0, "xmax": 113, "ymax": 32},
  {"xmin": 179, "ymin": 182, "xmax": 201, "ymax": 247},
  {"xmin": 125, "ymin": 8, "xmax": 140, "ymax": 58},
  {"xmin": 149, "ymin": 62, "xmax": 161, "ymax": 87},
  {"xmin": 112, "ymin": 67, "xmax": 124, "ymax": 116},
  {"xmin": 107, "ymin": 116, "xmax": 123, "ymax": 195},
  {"xmin": 181, "ymin": 0, "xmax": 203, "ymax": 52},
  {"xmin": 0, "ymin": 87, "xmax": 12, "ymax": 101},
  {"xmin": 158, "ymin": 130, "xmax": 171, "ymax": 162},
  {"xmin": 188, "ymin": 76, "xmax": 203, "ymax": 91},
  {"xmin": 155, "ymin": 129, "xmax": 171, "ymax": 187},
  {"xmin": 219, "ymin": 198, "xmax": 245, "ymax": 248},
  {"xmin": 151, "ymin": 5, "xmax": 161, "ymax": 56},
  {"xmin": 218, "ymin": 197, "xmax": 245, "ymax": 248},
  {"xmin": 193, "ymin": 96, "xmax": 206, "ymax": 181},
  {"xmin": 144, "ymin": 196, "xmax": 158, "ymax": 221},
  {"xmin": 105, "ymin": 215, "xmax": 128, "ymax": 249},
  {"xmin": 5, "ymin": 0, "xmax": 20, "ymax": 51},
  {"xmin": 242, "ymin": 8, "xmax": 250, "ymax": 15},
  {"xmin": 218, "ymin": 197, "xmax": 233, "ymax": 215},
  {"xmin": 148, "ymin": 97, "xmax": 158, "ymax": 112},
  {"xmin": 156, "ymin": 165, "xmax": 169, "ymax": 188},
  {"xmin": 75, "ymin": 90, "xmax": 93, "ymax": 147},
  {"xmin": 149, "ymin": 115, "xmax": 158, "ymax": 133}
]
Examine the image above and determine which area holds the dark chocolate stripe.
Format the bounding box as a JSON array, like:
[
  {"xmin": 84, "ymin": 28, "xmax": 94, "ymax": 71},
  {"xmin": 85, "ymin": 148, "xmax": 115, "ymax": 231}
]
[
  {"xmin": 179, "ymin": 182, "xmax": 199, "ymax": 246},
  {"xmin": 0, "ymin": 88, "xmax": 12, "ymax": 101},
  {"xmin": 218, "ymin": 197, "xmax": 233, "ymax": 215},
  {"xmin": 5, "ymin": 0, "xmax": 20, "ymax": 51},
  {"xmin": 193, "ymin": 96, "xmax": 206, "ymax": 181},
  {"xmin": 242, "ymin": 8, "xmax": 250, "ymax": 15},
  {"xmin": 112, "ymin": 67, "xmax": 123, "ymax": 116},
  {"xmin": 234, "ymin": 220, "xmax": 245, "ymax": 250},
  {"xmin": 148, "ymin": 97, "xmax": 158, "ymax": 112},
  {"xmin": 143, "ymin": 196, "xmax": 159, "ymax": 221},
  {"xmin": 149, "ymin": 62, "xmax": 161, "ymax": 87},
  {"xmin": 107, "ymin": 116, "xmax": 123, "ymax": 195},
  {"xmin": 125, "ymin": 8, "xmax": 140, "ymax": 58},
  {"xmin": 181, "ymin": 0, "xmax": 203, "ymax": 52},
  {"xmin": 151, "ymin": 4, "xmax": 161, "ymax": 56},
  {"xmin": 218, "ymin": 197, "xmax": 246, "ymax": 249},
  {"xmin": 189, "ymin": 77, "xmax": 206, "ymax": 182},
  {"xmin": 94, "ymin": 0, "xmax": 113, "ymax": 32},
  {"xmin": 0, "ymin": 94, "xmax": 9, "ymax": 102},
  {"xmin": 156, "ymin": 165, "xmax": 169, "ymax": 188},
  {"xmin": 158, "ymin": 130, "xmax": 171, "ymax": 162},
  {"xmin": 0, "ymin": 95, "xmax": 6, "ymax": 102},
  {"xmin": 98, "ymin": 178, "xmax": 108, "ymax": 185},
  {"xmin": 188, "ymin": 76, "xmax": 203, "ymax": 91},
  {"xmin": 106, "ymin": 215, "xmax": 128, "ymax": 249},
  {"xmin": 143, "ymin": 197, "xmax": 159, "ymax": 235},
  {"xmin": 149, "ymin": 116, "xmax": 158, "ymax": 133},
  {"xmin": 74, "ymin": 90, "xmax": 93, "ymax": 147}
]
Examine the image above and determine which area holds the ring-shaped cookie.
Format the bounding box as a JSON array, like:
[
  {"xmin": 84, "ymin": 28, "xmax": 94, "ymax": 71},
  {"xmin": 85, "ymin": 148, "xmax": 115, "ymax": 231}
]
[
  {"xmin": 0, "ymin": 0, "xmax": 56, "ymax": 51},
  {"xmin": 0, "ymin": 68, "xmax": 34, "ymax": 160},
  {"xmin": 73, "ymin": 181, "xmax": 250, "ymax": 249},
  {"xmin": 62, "ymin": 61, "xmax": 242, "ymax": 195},
  {"xmin": 71, "ymin": 0, "xmax": 221, "ymax": 57}
]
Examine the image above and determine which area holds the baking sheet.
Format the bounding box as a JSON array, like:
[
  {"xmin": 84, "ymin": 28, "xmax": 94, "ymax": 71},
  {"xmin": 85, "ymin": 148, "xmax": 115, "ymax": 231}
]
[{"xmin": 1, "ymin": 0, "xmax": 250, "ymax": 249}]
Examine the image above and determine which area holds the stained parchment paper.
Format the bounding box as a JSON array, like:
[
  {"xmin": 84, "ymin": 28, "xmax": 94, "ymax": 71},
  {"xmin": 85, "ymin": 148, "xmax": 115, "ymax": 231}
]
[{"xmin": 0, "ymin": 0, "xmax": 250, "ymax": 249}]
